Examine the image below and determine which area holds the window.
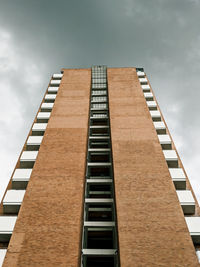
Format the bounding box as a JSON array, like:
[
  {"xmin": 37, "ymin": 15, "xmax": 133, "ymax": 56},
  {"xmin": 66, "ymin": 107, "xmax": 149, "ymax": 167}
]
[
  {"xmin": 92, "ymin": 103, "xmax": 107, "ymax": 109},
  {"xmin": 92, "ymin": 97, "xmax": 107, "ymax": 102},
  {"xmin": 92, "ymin": 84, "xmax": 107, "ymax": 89},
  {"xmin": 92, "ymin": 114, "xmax": 107, "ymax": 118},
  {"xmin": 92, "ymin": 90, "xmax": 107, "ymax": 96},
  {"xmin": 92, "ymin": 78, "xmax": 107, "ymax": 84}
]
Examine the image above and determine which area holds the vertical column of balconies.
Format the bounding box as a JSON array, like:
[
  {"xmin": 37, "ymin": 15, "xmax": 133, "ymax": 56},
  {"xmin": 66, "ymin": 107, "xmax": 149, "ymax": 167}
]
[
  {"xmin": 81, "ymin": 66, "xmax": 119, "ymax": 267},
  {"xmin": 0, "ymin": 73, "xmax": 63, "ymax": 266},
  {"xmin": 136, "ymin": 68, "xmax": 200, "ymax": 262}
]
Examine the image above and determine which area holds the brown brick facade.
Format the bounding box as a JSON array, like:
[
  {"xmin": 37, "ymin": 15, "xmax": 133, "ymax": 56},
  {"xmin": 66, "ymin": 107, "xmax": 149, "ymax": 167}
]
[
  {"xmin": 3, "ymin": 69, "xmax": 90, "ymax": 267},
  {"xmin": 108, "ymin": 67, "xmax": 199, "ymax": 266}
]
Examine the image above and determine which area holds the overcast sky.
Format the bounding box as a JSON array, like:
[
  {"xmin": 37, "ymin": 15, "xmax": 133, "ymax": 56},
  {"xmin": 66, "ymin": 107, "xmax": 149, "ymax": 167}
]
[{"xmin": 0, "ymin": 0, "xmax": 200, "ymax": 203}]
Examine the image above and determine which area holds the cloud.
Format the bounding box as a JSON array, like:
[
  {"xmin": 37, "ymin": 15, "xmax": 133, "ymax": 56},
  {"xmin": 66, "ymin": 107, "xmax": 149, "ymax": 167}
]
[
  {"xmin": 0, "ymin": 30, "xmax": 19, "ymax": 72},
  {"xmin": 0, "ymin": 27, "xmax": 47, "ymax": 201},
  {"xmin": 0, "ymin": 0, "xmax": 200, "ymax": 206}
]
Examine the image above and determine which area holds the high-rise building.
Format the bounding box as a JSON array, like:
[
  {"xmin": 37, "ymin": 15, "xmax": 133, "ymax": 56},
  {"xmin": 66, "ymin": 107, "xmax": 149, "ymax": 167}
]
[{"xmin": 0, "ymin": 66, "xmax": 200, "ymax": 266}]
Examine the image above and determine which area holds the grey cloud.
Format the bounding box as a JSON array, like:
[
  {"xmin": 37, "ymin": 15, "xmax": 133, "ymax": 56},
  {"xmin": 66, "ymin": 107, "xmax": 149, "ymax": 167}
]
[{"xmin": 0, "ymin": 0, "xmax": 200, "ymax": 202}]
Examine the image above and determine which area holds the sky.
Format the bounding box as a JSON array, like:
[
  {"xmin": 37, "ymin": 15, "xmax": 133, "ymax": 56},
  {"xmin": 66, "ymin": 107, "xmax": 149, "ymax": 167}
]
[{"xmin": 0, "ymin": 0, "xmax": 200, "ymax": 202}]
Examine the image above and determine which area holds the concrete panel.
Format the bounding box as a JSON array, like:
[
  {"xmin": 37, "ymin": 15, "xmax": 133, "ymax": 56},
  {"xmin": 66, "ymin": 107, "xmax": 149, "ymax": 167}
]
[
  {"xmin": 3, "ymin": 190, "xmax": 25, "ymax": 214},
  {"xmin": 12, "ymin": 169, "xmax": 32, "ymax": 189}
]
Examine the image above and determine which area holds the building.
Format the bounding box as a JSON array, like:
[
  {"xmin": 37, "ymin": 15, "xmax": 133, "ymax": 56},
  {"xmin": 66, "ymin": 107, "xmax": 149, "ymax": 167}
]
[{"xmin": 0, "ymin": 66, "xmax": 200, "ymax": 266}]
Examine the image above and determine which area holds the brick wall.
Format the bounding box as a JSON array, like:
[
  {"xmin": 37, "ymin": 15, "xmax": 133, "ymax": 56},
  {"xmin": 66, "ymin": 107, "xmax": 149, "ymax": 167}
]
[
  {"xmin": 3, "ymin": 69, "xmax": 90, "ymax": 267},
  {"xmin": 108, "ymin": 67, "xmax": 199, "ymax": 266}
]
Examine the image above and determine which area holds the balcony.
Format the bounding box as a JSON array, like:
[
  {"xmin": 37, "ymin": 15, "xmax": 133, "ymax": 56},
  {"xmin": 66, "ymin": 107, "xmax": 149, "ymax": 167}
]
[
  {"xmin": 169, "ymin": 168, "xmax": 186, "ymax": 190},
  {"xmin": 150, "ymin": 110, "xmax": 161, "ymax": 121},
  {"xmin": 158, "ymin": 134, "xmax": 172, "ymax": 149},
  {"xmin": 90, "ymin": 117, "xmax": 108, "ymax": 127},
  {"xmin": 83, "ymin": 224, "xmax": 116, "ymax": 261},
  {"xmin": 185, "ymin": 217, "xmax": 200, "ymax": 244},
  {"xmin": 90, "ymin": 114, "xmax": 108, "ymax": 119},
  {"xmin": 87, "ymin": 179, "xmax": 113, "ymax": 184},
  {"xmin": 48, "ymin": 87, "xmax": 59, "ymax": 94},
  {"xmin": 88, "ymin": 148, "xmax": 110, "ymax": 153},
  {"xmin": 139, "ymin": 78, "xmax": 148, "ymax": 85},
  {"xmin": 137, "ymin": 71, "xmax": 145, "ymax": 78},
  {"xmin": 52, "ymin": 74, "xmax": 63, "ymax": 79},
  {"xmin": 91, "ymin": 103, "xmax": 107, "ymax": 111},
  {"xmin": 92, "ymin": 84, "xmax": 107, "ymax": 89},
  {"xmin": 37, "ymin": 112, "xmax": 51, "ymax": 123},
  {"xmin": 50, "ymin": 80, "xmax": 60, "ymax": 86},
  {"xmin": 3, "ymin": 190, "xmax": 25, "ymax": 214},
  {"xmin": 26, "ymin": 136, "xmax": 43, "ymax": 151},
  {"xmin": 86, "ymin": 183, "xmax": 112, "ymax": 199},
  {"xmin": 144, "ymin": 92, "xmax": 153, "ymax": 101},
  {"xmin": 12, "ymin": 168, "xmax": 32, "ymax": 189},
  {"xmin": 82, "ymin": 249, "xmax": 116, "ymax": 255},
  {"xmin": 89, "ymin": 136, "xmax": 110, "ymax": 140},
  {"xmin": 88, "ymin": 167, "xmax": 111, "ymax": 178},
  {"xmin": 147, "ymin": 101, "xmax": 157, "ymax": 110},
  {"xmin": 84, "ymin": 221, "xmax": 115, "ymax": 227},
  {"xmin": 153, "ymin": 122, "xmax": 166, "ymax": 134},
  {"xmin": 0, "ymin": 216, "xmax": 17, "ymax": 242},
  {"xmin": 88, "ymin": 163, "xmax": 111, "ymax": 167},
  {"xmin": 91, "ymin": 110, "xmax": 108, "ymax": 118},
  {"xmin": 83, "ymin": 221, "xmax": 115, "ymax": 247},
  {"xmin": 20, "ymin": 151, "xmax": 38, "ymax": 168},
  {"xmin": 44, "ymin": 94, "xmax": 56, "ymax": 103},
  {"xmin": 41, "ymin": 103, "xmax": 54, "ymax": 112},
  {"xmin": 92, "ymin": 90, "xmax": 107, "ymax": 96},
  {"xmin": 89, "ymin": 136, "xmax": 110, "ymax": 149},
  {"xmin": 85, "ymin": 198, "xmax": 113, "ymax": 204},
  {"xmin": 85, "ymin": 233, "xmax": 114, "ymax": 251},
  {"xmin": 88, "ymin": 150, "xmax": 110, "ymax": 162},
  {"xmin": 85, "ymin": 202, "xmax": 114, "ymax": 222},
  {"xmin": 82, "ymin": 250, "xmax": 117, "ymax": 267},
  {"xmin": 83, "ymin": 221, "xmax": 115, "ymax": 255},
  {"xmin": 92, "ymin": 78, "xmax": 107, "ymax": 84},
  {"xmin": 163, "ymin": 150, "xmax": 178, "ymax": 168},
  {"xmin": 90, "ymin": 126, "xmax": 109, "ymax": 136},
  {"xmin": 32, "ymin": 123, "xmax": 47, "ymax": 136},
  {"xmin": 0, "ymin": 250, "xmax": 6, "ymax": 267},
  {"xmin": 176, "ymin": 190, "xmax": 195, "ymax": 214},
  {"xmin": 91, "ymin": 97, "xmax": 107, "ymax": 103},
  {"xmin": 87, "ymin": 148, "xmax": 111, "ymax": 178},
  {"xmin": 87, "ymin": 162, "xmax": 111, "ymax": 178},
  {"xmin": 142, "ymin": 85, "xmax": 151, "ymax": 92}
]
